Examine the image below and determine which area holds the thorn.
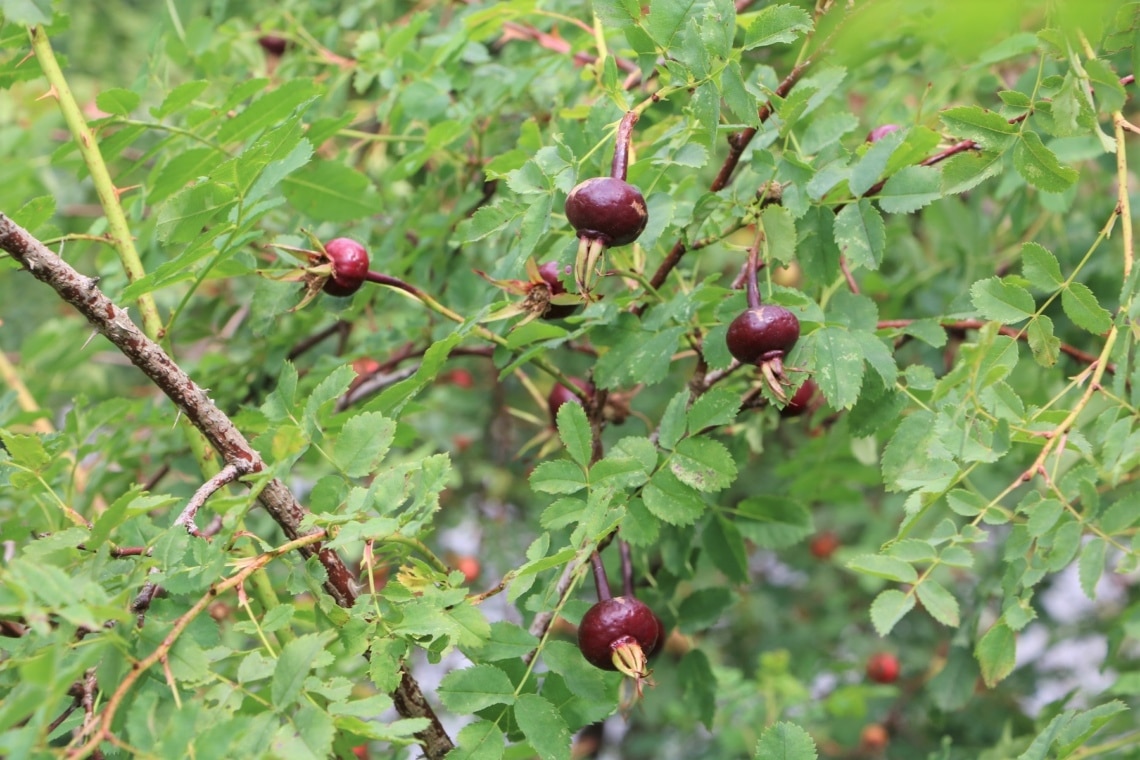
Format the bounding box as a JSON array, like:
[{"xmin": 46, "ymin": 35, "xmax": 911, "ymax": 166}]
[
  {"xmin": 16, "ymin": 51, "xmax": 34, "ymax": 68},
  {"xmin": 35, "ymin": 84, "xmax": 59, "ymax": 102},
  {"xmin": 81, "ymin": 330, "xmax": 99, "ymax": 350},
  {"xmin": 113, "ymin": 184, "xmax": 142, "ymax": 200}
]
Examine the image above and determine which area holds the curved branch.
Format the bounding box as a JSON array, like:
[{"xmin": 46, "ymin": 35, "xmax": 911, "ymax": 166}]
[{"xmin": 0, "ymin": 213, "xmax": 455, "ymax": 759}]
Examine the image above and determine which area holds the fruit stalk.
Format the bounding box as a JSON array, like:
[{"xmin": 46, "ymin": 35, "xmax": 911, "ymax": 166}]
[
  {"xmin": 590, "ymin": 550, "xmax": 614, "ymax": 601},
  {"xmin": 610, "ymin": 111, "xmax": 639, "ymax": 182},
  {"xmin": 745, "ymin": 245, "xmax": 761, "ymax": 310},
  {"xmin": 362, "ymin": 270, "xmax": 582, "ymax": 397}
]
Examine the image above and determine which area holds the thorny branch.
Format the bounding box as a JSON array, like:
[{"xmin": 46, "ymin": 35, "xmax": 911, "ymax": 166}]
[{"xmin": 0, "ymin": 214, "xmax": 456, "ymax": 759}]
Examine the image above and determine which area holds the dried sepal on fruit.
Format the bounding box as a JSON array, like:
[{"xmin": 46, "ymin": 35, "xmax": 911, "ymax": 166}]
[{"xmin": 475, "ymin": 259, "xmax": 581, "ymax": 325}]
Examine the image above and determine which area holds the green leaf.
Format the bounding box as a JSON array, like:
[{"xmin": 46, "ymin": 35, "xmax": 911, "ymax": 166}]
[
  {"xmin": 687, "ymin": 387, "xmax": 741, "ymax": 433},
  {"xmin": 646, "ymin": 0, "xmax": 701, "ymax": 48},
  {"xmin": 940, "ymin": 106, "xmax": 1017, "ymax": 149},
  {"xmin": 1021, "ymin": 242, "xmax": 1064, "ymax": 292},
  {"xmin": 754, "ymin": 722, "xmax": 818, "ymax": 760},
  {"xmin": 10, "ymin": 195, "xmax": 55, "ymax": 232},
  {"xmin": 282, "ymin": 159, "xmax": 381, "ymax": 222},
  {"xmin": 272, "ymin": 632, "xmax": 333, "ymax": 708},
  {"xmin": 0, "ymin": 0, "xmax": 52, "ymax": 25},
  {"xmin": 449, "ymin": 720, "xmax": 506, "ymax": 760},
  {"xmin": 976, "ymin": 621, "xmax": 1017, "ymax": 687},
  {"xmin": 971, "ymin": 277, "xmax": 1036, "ymax": 324},
  {"xmin": 876, "ymin": 165, "xmax": 942, "ymax": 214},
  {"xmin": 594, "ymin": 327, "xmax": 686, "ymax": 390},
  {"xmin": 589, "ymin": 456, "xmax": 650, "ymax": 490},
  {"xmin": 1013, "ymin": 131, "xmax": 1079, "ymax": 192},
  {"xmin": 513, "ymin": 693, "xmax": 571, "ymax": 760},
  {"xmin": 153, "ymin": 80, "xmax": 210, "ymax": 118},
  {"xmin": 928, "ymin": 647, "xmax": 981, "ymax": 711},
  {"xmin": 154, "ymin": 181, "xmax": 237, "ymax": 244},
  {"xmin": 1084, "ymin": 58, "xmax": 1127, "ymax": 112},
  {"xmin": 657, "ymin": 389, "xmax": 690, "ymax": 451},
  {"xmin": 849, "ymin": 127, "xmax": 905, "ymax": 197},
  {"xmin": 0, "ymin": 430, "xmax": 50, "ymax": 470},
  {"xmin": 678, "ymin": 649, "xmax": 717, "ymax": 728},
  {"xmin": 332, "ymin": 412, "xmax": 395, "ymax": 477},
  {"xmin": 1078, "ymin": 537, "xmax": 1107, "ymax": 600},
  {"xmin": 847, "ymin": 554, "xmax": 918, "ymax": 583},
  {"xmin": 303, "ymin": 365, "xmax": 358, "ymax": 438},
  {"xmin": 217, "ymin": 79, "xmax": 320, "ymax": 145},
  {"xmin": 882, "ymin": 411, "xmax": 957, "ymax": 492},
  {"xmin": 946, "ymin": 489, "xmax": 986, "ymax": 517},
  {"xmin": 940, "ymin": 150, "xmax": 1004, "ymax": 195},
  {"xmin": 801, "ymin": 113, "xmax": 859, "ymax": 155},
  {"xmin": 734, "ymin": 496, "xmax": 813, "ymax": 548},
  {"xmin": 556, "ymin": 400, "xmax": 592, "ymax": 469},
  {"xmin": 916, "ymin": 579, "xmax": 961, "ymax": 627},
  {"xmin": 739, "ymin": 4, "xmax": 813, "ymax": 49},
  {"xmin": 870, "ymin": 589, "xmax": 916, "ymax": 636},
  {"xmin": 702, "ymin": 516, "xmax": 750, "ymax": 584},
  {"xmin": 803, "ymin": 326, "xmax": 864, "ymax": 410},
  {"xmin": 761, "ymin": 205, "xmax": 797, "ymax": 267},
  {"xmin": 1061, "ymin": 282, "xmax": 1113, "ymax": 334},
  {"xmin": 1027, "ymin": 316, "xmax": 1060, "ymax": 367},
  {"xmin": 437, "ymin": 664, "xmax": 517, "ymax": 713},
  {"xmin": 95, "ymin": 88, "xmax": 140, "ymax": 116},
  {"xmin": 833, "ymin": 199, "xmax": 886, "ymax": 270},
  {"xmin": 372, "ymin": 332, "xmax": 464, "ymax": 415},
  {"xmin": 89, "ymin": 490, "xmax": 177, "ymax": 548},
  {"xmin": 1053, "ymin": 701, "xmax": 1131, "ymax": 757},
  {"xmin": 529, "ymin": 460, "xmax": 587, "ymax": 495},
  {"xmin": 670, "ymin": 437, "xmax": 737, "ymax": 492},
  {"xmin": 643, "ymin": 469, "xmax": 708, "ymax": 526}
]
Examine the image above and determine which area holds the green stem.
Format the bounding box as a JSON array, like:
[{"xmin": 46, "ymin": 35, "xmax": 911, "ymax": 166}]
[
  {"xmin": 366, "ymin": 272, "xmax": 579, "ymax": 391},
  {"xmin": 28, "ymin": 25, "xmax": 164, "ymax": 342}
]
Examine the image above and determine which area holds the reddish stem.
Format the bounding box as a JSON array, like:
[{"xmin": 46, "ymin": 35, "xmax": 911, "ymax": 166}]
[
  {"xmin": 590, "ymin": 550, "xmax": 613, "ymax": 601},
  {"xmin": 745, "ymin": 247, "xmax": 761, "ymax": 309},
  {"xmin": 365, "ymin": 270, "xmax": 425, "ymax": 298},
  {"xmin": 611, "ymin": 111, "xmax": 639, "ymax": 181}
]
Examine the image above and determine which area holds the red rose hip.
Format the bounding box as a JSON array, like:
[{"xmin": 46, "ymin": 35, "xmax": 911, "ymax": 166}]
[
  {"xmin": 565, "ymin": 177, "xmax": 648, "ymax": 247},
  {"xmin": 725, "ymin": 305, "xmax": 800, "ymax": 365},
  {"xmin": 865, "ymin": 652, "xmax": 900, "ymax": 684},
  {"xmin": 322, "ymin": 237, "xmax": 370, "ymax": 297},
  {"xmin": 577, "ymin": 596, "xmax": 661, "ymax": 675}
]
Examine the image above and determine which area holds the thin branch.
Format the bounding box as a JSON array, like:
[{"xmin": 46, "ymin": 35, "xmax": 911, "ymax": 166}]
[
  {"xmin": 65, "ymin": 533, "xmax": 327, "ymax": 759},
  {"xmin": 173, "ymin": 463, "xmax": 245, "ymax": 536},
  {"xmin": 0, "ymin": 213, "xmax": 455, "ymax": 759},
  {"xmin": 878, "ymin": 319, "xmax": 1112, "ymax": 373},
  {"xmin": 499, "ymin": 22, "xmax": 638, "ymax": 75},
  {"xmin": 644, "ymin": 63, "xmax": 810, "ymax": 293}
]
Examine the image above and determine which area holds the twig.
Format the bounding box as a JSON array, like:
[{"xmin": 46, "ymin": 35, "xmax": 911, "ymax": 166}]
[
  {"xmin": 173, "ymin": 463, "xmax": 246, "ymax": 536},
  {"xmin": 877, "ymin": 319, "xmax": 1112, "ymax": 373},
  {"xmin": 0, "ymin": 214, "xmax": 455, "ymax": 759},
  {"xmin": 65, "ymin": 533, "xmax": 327, "ymax": 758},
  {"xmin": 499, "ymin": 22, "xmax": 638, "ymax": 75},
  {"xmin": 337, "ymin": 366, "xmax": 419, "ymax": 411},
  {"xmin": 644, "ymin": 63, "xmax": 810, "ymax": 293},
  {"xmin": 286, "ymin": 319, "xmax": 352, "ymax": 361}
]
